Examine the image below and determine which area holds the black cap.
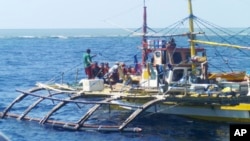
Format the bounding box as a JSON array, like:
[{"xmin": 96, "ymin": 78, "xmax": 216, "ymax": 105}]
[{"xmin": 86, "ymin": 49, "xmax": 91, "ymax": 53}]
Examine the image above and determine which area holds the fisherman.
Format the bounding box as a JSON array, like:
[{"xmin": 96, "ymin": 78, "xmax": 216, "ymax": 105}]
[
  {"xmin": 201, "ymin": 52, "xmax": 208, "ymax": 82},
  {"xmin": 118, "ymin": 62, "xmax": 128, "ymax": 83},
  {"xmin": 201, "ymin": 61, "xmax": 208, "ymax": 82},
  {"xmin": 83, "ymin": 49, "xmax": 96, "ymax": 79},
  {"xmin": 103, "ymin": 62, "xmax": 109, "ymax": 75},
  {"xmin": 99, "ymin": 62, "xmax": 105, "ymax": 78},
  {"xmin": 166, "ymin": 38, "xmax": 176, "ymax": 49},
  {"xmin": 91, "ymin": 62, "xmax": 102, "ymax": 79},
  {"xmin": 106, "ymin": 62, "xmax": 119, "ymax": 83}
]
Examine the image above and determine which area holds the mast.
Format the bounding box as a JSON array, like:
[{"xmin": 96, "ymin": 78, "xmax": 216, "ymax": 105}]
[
  {"xmin": 142, "ymin": 0, "xmax": 148, "ymax": 66},
  {"xmin": 143, "ymin": 0, "xmax": 147, "ymax": 40},
  {"xmin": 188, "ymin": 0, "xmax": 196, "ymax": 69}
]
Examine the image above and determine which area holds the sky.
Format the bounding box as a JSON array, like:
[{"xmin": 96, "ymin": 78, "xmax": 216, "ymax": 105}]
[{"xmin": 0, "ymin": 0, "xmax": 249, "ymax": 29}]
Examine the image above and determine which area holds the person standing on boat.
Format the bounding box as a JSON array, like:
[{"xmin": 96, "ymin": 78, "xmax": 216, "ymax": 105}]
[
  {"xmin": 83, "ymin": 49, "xmax": 96, "ymax": 79},
  {"xmin": 201, "ymin": 61, "xmax": 208, "ymax": 81}
]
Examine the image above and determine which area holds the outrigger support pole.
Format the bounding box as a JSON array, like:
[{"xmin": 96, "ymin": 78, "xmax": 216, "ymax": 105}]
[
  {"xmin": 0, "ymin": 87, "xmax": 43, "ymax": 118},
  {"xmin": 0, "ymin": 88, "xmax": 144, "ymax": 132}
]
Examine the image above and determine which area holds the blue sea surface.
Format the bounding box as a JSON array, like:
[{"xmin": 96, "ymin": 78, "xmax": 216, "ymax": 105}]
[{"xmin": 0, "ymin": 29, "xmax": 250, "ymax": 141}]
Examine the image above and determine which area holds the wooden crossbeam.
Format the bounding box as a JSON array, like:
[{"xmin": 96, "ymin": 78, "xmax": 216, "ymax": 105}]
[{"xmin": 15, "ymin": 89, "xmax": 142, "ymax": 108}]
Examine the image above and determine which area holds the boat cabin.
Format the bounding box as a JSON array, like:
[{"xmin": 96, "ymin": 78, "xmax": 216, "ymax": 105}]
[{"xmin": 141, "ymin": 38, "xmax": 207, "ymax": 88}]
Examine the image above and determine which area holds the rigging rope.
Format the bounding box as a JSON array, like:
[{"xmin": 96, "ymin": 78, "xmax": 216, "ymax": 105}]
[
  {"xmin": 195, "ymin": 17, "xmax": 250, "ymax": 57},
  {"xmin": 46, "ymin": 62, "xmax": 83, "ymax": 84},
  {"xmin": 192, "ymin": 16, "xmax": 250, "ymax": 72}
]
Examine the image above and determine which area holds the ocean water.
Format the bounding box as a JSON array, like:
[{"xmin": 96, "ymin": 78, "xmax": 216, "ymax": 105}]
[{"xmin": 0, "ymin": 28, "xmax": 250, "ymax": 141}]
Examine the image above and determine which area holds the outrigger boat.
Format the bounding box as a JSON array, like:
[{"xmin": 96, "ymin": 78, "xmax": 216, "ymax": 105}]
[{"xmin": 1, "ymin": 0, "xmax": 250, "ymax": 132}]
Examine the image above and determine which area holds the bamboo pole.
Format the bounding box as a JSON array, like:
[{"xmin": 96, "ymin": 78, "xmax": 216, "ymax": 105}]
[
  {"xmin": 3, "ymin": 112, "xmax": 142, "ymax": 132},
  {"xmin": 191, "ymin": 40, "xmax": 250, "ymax": 50},
  {"xmin": 15, "ymin": 89, "xmax": 142, "ymax": 109}
]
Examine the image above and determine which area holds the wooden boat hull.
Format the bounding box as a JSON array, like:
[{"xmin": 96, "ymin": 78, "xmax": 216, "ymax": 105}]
[
  {"xmin": 143, "ymin": 103, "xmax": 250, "ymax": 123},
  {"xmin": 37, "ymin": 82, "xmax": 250, "ymax": 123},
  {"xmin": 208, "ymin": 72, "xmax": 246, "ymax": 82}
]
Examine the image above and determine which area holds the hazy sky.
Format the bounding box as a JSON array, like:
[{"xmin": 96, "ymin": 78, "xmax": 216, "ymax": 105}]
[{"xmin": 0, "ymin": 0, "xmax": 249, "ymax": 29}]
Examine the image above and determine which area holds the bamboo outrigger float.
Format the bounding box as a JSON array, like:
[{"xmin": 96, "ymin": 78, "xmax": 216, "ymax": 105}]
[
  {"xmin": 1, "ymin": 0, "xmax": 250, "ymax": 132},
  {"xmin": 1, "ymin": 80, "xmax": 250, "ymax": 132},
  {"xmin": 0, "ymin": 85, "xmax": 144, "ymax": 132}
]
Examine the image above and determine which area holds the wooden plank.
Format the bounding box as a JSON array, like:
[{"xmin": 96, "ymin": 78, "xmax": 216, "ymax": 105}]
[
  {"xmin": 77, "ymin": 126, "xmax": 142, "ymax": 132},
  {"xmin": 36, "ymin": 83, "xmax": 76, "ymax": 94},
  {"xmin": 55, "ymin": 83, "xmax": 76, "ymax": 91}
]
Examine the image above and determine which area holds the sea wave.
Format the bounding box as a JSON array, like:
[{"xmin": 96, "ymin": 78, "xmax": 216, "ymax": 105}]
[
  {"xmin": 0, "ymin": 28, "xmax": 249, "ymax": 39},
  {"xmin": 0, "ymin": 34, "xmax": 134, "ymax": 39},
  {"xmin": 0, "ymin": 28, "xmax": 135, "ymax": 39}
]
